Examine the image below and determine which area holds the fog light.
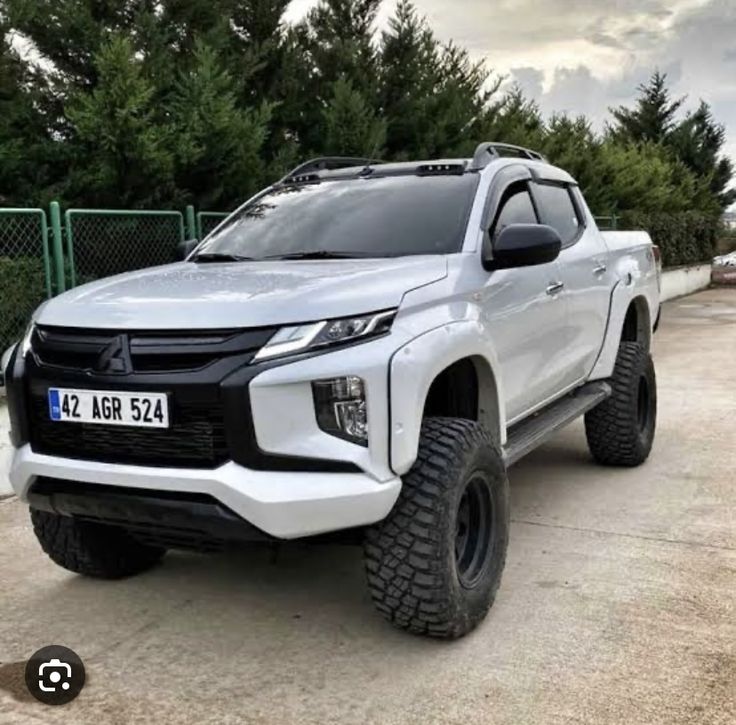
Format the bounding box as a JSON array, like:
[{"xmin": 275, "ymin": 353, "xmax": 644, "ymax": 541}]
[{"xmin": 312, "ymin": 376, "xmax": 368, "ymax": 446}]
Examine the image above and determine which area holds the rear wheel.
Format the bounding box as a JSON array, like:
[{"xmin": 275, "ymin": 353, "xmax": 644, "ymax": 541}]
[
  {"xmin": 31, "ymin": 509, "xmax": 166, "ymax": 578},
  {"xmin": 364, "ymin": 417, "xmax": 509, "ymax": 639},
  {"xmin": 585, "ymin": 341, "xmax": 657, "ymax": 466}
]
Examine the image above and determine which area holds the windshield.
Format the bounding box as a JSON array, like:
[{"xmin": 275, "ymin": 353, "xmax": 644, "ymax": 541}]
[{"xmin": 195, "ymin": 174, "xmax": 479, "ymax": 260}]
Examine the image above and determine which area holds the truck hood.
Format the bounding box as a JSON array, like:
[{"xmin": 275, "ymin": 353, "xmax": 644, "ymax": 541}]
[{"xmin": 36, "ymin": 257, "xmax": 448, "ymax": 330}]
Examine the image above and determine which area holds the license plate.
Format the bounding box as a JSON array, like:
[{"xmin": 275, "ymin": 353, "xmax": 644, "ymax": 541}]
[{"xmin": 48, "ymin": 388, "xmax": 169, "ymax": 428}]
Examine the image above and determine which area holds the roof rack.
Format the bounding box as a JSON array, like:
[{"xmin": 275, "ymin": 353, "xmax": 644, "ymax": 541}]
[
  {"xmin": 279, "ymin": 157, "xmax": 384, "ymax": 184},
  {"xmin": 471, "ymin": 142, "xmax": 547, "ymax": 169}
]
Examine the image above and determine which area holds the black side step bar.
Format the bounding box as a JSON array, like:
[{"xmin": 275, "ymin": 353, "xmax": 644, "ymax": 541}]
[{"xmin": 503, "ymin": 381, "xmax": 611, "ymax": 466}]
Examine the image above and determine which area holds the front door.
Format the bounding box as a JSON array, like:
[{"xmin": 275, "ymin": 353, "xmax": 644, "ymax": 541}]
[{"xmin": 480, "ymin": 179, "xmax": 570, "ymax": 423}]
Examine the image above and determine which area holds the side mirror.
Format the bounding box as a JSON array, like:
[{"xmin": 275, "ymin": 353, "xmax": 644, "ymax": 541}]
[
  {"xmin": 483, "ymin": 223, "xmax": 562, "ymax": 270},
  {"xmin": 176, "ymin": 239, "xmax": 200, "ymax": 261}
]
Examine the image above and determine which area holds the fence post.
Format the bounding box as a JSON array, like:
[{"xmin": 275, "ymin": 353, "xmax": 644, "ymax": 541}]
[
  {"xmin": 185, "ymin": 205, "xmax": 197, "ymax": 241},
  {"xmin": 49, "ymin": 201, "xmax": 66, "ymax": 294}
]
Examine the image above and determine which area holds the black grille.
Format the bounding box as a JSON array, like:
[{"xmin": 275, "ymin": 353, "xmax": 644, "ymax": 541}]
[
  {"xmin": 16, "ymin": 323, "xmax": 359, "ymax": 473},
  {"xmin": 32, "ymin": 326, "xmax": 274, "ymax": 373},
  {"xmin": 29, "ymin": 394, "xmax": 228, "ymax": 468}
]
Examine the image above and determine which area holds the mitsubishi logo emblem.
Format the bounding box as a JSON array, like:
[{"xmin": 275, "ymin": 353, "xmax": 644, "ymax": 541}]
[{"xmin": 94, "ymin": 335, "xmax": 132, "ymax": 374}]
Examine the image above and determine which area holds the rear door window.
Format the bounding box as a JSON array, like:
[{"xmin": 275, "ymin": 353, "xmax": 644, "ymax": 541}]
[{"xmin": 533, "ymin": 183, "xmax": 582, "ymax": 245}]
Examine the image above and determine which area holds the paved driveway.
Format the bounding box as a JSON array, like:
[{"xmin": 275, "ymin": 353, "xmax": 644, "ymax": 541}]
[{"xmin": 0, "ymin": 288, "xmax": 734, "ymax": 724}]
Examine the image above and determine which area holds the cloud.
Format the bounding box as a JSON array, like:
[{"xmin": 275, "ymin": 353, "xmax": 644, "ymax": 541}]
[
  {"xmin": 542, "ymin": 67, "xmax": 608, "ymax": 120},
  {"xmin": 411, "ymin": 0, "xmax": 735, "ymax": 182},
  {"xmin": 285, "ymin": 0, "xmax": 736, "ymax": 202},
  {"xmin": 590, "ymin": 33, "xmax": 625, "ymax": 50},
  {"xmin": 509, "ymin": 67, "xmax": 544, "ymax": 99}
]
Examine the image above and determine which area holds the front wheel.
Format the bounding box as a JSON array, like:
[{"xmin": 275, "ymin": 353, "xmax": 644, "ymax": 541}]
[
  {"xmin": 31, "ymin": 509, "xmax": 166, "ymax": 578},
  {"xmin": 585, "ymin": 341, "xmax": 657, "ymax": 466},
  {"xmin": 364, "ymin": 417, "xmax": 509, "ymax": 639}
]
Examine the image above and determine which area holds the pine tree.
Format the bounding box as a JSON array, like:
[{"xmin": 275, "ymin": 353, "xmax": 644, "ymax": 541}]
[
  {"xmin": 322, "ymin": 77, "xmax": 386, "ymax": 156},
  {"xmin": 4, "ymin": 0, "xmax": 143, "ymax": 86},
  {"xmin": 609, "ymin": 71, "xmax": 685, "ymax": 145},
  {"xmin": 596, "ymin": 141, "xmax": 698, "ymax": 214},
  {"xmin": 670, "ymin": 102, "xmax": 736, "ymax": 211},
  {"xmin": 305, "ymin": 0, "xmax": 381, "ymax": 95},
  {"xmin": 0, "ymin": 30, "xmax": 59, "ymax": 204},
  {"xmin": 542, "ymin": 114, "xmax": 604, "ymax": 212},
  {"xmin": 479, "ymin": 86, "xmax": 544, "ymax": 151},
  {"xmin": 379, "ymin": 0, "xmax": 439, "ymax": 158},
  {"xmin": 292, "ymin": 0, "xmax": 381, "ymax": 154},
  {"xmin": 170, "ymin": 41, "xmax": 272, "ymax": 209},
  {"xmin": 379, "ymin": 1, "xmax": 498, "ymax": 159},
  {"xmin": 64, "ymin": 35, "xmax": 175, "ymax": 207},
  {"xmin": 0, "ymin": 0, "xmax": 732, "ymax": 217}
]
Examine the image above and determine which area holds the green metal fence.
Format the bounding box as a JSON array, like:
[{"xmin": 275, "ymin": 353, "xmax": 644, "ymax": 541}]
[
  {"xmin": 0, "ymin": 202, "xmax": 234, "ymax": 352},
  {"xmin": 64, "ymin": 209, "xmax": 185, "ymax": 288},
  {"xmin": 595, "ymin": 215, "xmax": 619, "ymax": 231},
  {"xmin": 0, "ymin": 208, "xmax": 53, "ymax": 353},
  {"xmin": 197, "ymin": 211, "xmax": 230, "ymax": 240}
]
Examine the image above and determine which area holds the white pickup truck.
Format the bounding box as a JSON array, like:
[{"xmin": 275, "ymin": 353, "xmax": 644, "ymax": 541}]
[{"xmin": 2, "ymin": 143, "xmax": 660, "ymax": 638}]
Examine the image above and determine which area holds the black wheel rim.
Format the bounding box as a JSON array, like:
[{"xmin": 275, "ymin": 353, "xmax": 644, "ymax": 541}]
[
  {"xmin": 637, "ymin": 375, "xmax": 650, "ymax": 433},
  {"xmin": 454, "ymin": 474, "xmax": 494, "ymax": 588}
]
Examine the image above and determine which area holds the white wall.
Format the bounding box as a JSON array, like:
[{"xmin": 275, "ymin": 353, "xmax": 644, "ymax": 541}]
[
  {"xmin": 660, "ymin": 264, "xmax": 712, "ymax": 302},
  {"xmin": 0, "ymin": 404, "xmax": 13, "ymax": 496}
]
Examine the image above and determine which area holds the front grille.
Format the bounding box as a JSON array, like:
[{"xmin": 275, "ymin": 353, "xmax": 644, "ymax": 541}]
[
  {"xmin": 23, "ymin": 324, "xmax": 279, "ymax": 469},
  {"xmin": 29, "ymin": 394, "xmax": 229, "ymax": 468},
  {"xmin": 32, "ymin": 326, "xmax": 275, "ymax": 374}
]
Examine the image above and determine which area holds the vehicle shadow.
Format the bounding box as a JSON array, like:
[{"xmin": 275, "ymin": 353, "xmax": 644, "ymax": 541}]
[
  {"xmin": 7, "ymin": 423, "xmax": 601, "ymax": 664},
  {"xmin": 507, "ymin": 421, "xmax": 607, "ymax": 502}
]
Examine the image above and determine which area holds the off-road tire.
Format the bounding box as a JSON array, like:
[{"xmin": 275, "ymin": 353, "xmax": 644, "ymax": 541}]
[
  {"xmin": 364, "ymin": 417, "xmax": 509, "ymax": 639},
  {"xmin": 585, "ymin": 341, "xmax": 657, "ymax": 466},
  {"xmin": 30, "ymin": 508, "xmax": 166, "ymax": 578}
]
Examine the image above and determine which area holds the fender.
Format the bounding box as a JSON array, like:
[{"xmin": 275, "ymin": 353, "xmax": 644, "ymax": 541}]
[
  {"xmin": 589, "ymin": 259, "xmax": 658, "ymax": 381},
  {"xmin": 389, "ymin": 321, "xmax": 505, "ymax": 475}
]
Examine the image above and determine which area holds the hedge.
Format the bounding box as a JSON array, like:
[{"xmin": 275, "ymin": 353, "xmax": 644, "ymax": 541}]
[
  {"xmin": 0, "ymin": 256, "xmax": 46, "ymax": 353},
  {"xmin": 618, "ymin": 211, "xmax": 720, "ymax": 268}
]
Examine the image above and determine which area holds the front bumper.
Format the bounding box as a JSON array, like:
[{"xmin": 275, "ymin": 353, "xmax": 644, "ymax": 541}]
[
  {"xmin": 5, "ymin": 324, "xmax": 407, "ymax": 540},
  {"xmin": 10, "ymin": 445, "xmax": 401, "ymax": 539}
]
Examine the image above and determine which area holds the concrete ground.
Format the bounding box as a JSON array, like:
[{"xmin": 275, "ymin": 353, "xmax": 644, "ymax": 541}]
[{"xmin": 0, "ymin": 288, "xmax": 734, "ymax": 724}]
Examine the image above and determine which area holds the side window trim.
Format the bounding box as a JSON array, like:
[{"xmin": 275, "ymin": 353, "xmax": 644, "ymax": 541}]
[
  {"xmin": 569, "ymin": 186, "xmax": 588, "ymax": 232},
  {"xmin": 490, "ymin": 181, "xmax": 540, "ymax": 240},
  {"xmin": 481, "ymin": 165, "xmax": 534, "ymax": 232},
  {"xmin": 482, "ymin": 177, "xmax": 538, "ymax": 264},
  {"xmin": 529, "ymin": 181, "xmax": 586, "ymax": 249}
]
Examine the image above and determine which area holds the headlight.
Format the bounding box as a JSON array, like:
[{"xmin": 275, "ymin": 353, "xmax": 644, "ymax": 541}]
[{"xmin": 253, "ymin": 310, "xmax": 395, "ymax": 362}]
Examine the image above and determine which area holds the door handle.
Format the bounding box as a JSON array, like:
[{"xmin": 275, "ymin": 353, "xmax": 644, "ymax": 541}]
[
  {"xmin": 546, "ymin": 281, "xmax": 565, "ymax": 296},
  {"xmin": 593, "ymin": 263, "xmax": 607, "ymax": 276}
]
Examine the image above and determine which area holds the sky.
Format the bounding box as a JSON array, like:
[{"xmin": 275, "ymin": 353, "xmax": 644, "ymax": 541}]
[{"xmin": 286, "ymin": 0, "xmax": 736, "ymax": 203}]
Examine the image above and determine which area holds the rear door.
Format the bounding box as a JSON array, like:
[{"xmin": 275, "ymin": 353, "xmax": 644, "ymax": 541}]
[
  {"xmin": 531, "ymin": 181, "xmax": 611, "ymax": 383},
  {"xmin": 480, "ymin": 175, "xmax": 570, "ymax": 423}
]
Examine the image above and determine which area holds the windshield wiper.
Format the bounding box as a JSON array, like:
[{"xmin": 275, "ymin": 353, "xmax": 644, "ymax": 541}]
[
  {"xmin": 262, "ymin": 250, "xmax": 377, "ymax": 261},
  {"xmin": 192, "ymin": 252, "xmax": 256, "ymax": 263}
]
